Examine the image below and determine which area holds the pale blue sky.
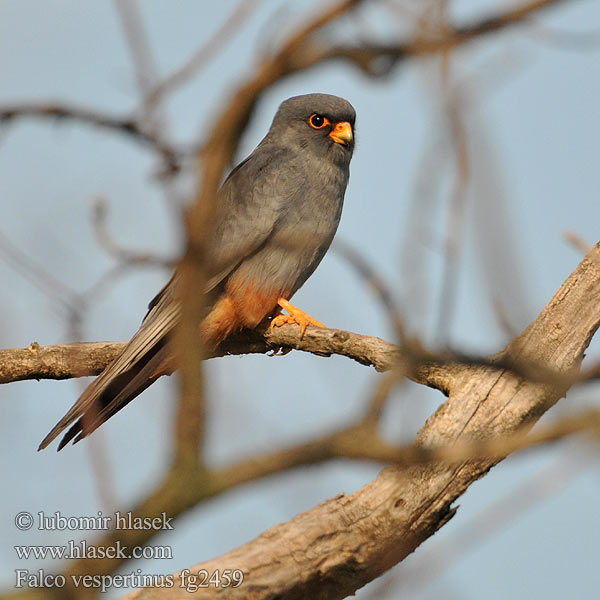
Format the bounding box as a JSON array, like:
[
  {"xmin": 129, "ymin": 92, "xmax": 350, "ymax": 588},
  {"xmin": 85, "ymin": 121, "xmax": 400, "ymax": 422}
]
[{"xmin": 1, "ymin": 1, "xmax": 599, "ymax": 598}]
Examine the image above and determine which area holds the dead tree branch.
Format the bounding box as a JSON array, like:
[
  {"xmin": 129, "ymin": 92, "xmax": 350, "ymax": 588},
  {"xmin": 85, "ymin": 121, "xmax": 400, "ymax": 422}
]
[
  {"xmin": 0, "ymin": 2, "xmax": 582, "ymax": 599},
  {"xmin": 2, "ymin": 242, "xmax": 599, "ymax": 599},
  {"xmin": 4, "ymin": 318, "xmax": 599, "ymax": 390},
  {"xmin": 0, "ymin": 0, "xmax": 568, "ymax": 175},
  {"xmin": 116, "ymin": 240, "xmax": 600, "ymax": 599},
  {"xmin": 0, "ymin": 102, "xmax": 183, "ymax": 174},
  {"xmin": 173, "ymin": 0, "xmax": 571, "ymax": 538}
]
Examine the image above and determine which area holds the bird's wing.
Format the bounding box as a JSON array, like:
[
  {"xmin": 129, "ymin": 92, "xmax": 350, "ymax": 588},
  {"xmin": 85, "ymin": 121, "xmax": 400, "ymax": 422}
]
[
  {"xmin": 146, "ymin": 145, "xmax": 298, "ymax": 312},
  {"xmin": 203, "ymin": 145, "xmax": 299, "ymax": 292},
  {"xmin": 39, "ymin": 145, "xmax": 298, "ymax": 450}
]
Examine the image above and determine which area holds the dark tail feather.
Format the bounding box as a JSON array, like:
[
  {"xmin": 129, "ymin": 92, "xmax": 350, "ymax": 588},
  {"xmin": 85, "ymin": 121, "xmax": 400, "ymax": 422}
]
[
  {"xmin": 60, "ymin": 345, "xmax": 173, "ymax": 450},
  {"xmin": 39, "ymin": 291, "xmax": 180, "ymax": 451},
  {"xmin": 40, "ymin": 341, "xmax": 173, "ymax": 451}
]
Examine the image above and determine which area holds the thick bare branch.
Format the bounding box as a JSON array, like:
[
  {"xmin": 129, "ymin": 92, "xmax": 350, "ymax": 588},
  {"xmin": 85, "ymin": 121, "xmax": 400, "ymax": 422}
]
[
  {"xmin": 173, "ymin": 0, "xmax": 570, "ymax": 494},
  {"xmin": 0, "ymin": 326, "xmax": 401, "ymax": 385},
  {"xmin": 0, "ymin": 2, "xmax": 582, "ymax": 599},
  {"xmin": 0, "ymin": 341, "xmax": 126, "ymax": 384},
  {"xmin": 118, "ymin": 241, "xmax": 600, "ymax": 599},
  {"xmin": 5, "ymin": 319, "xmax": 599, "ymax": 391},
  {"xmin": 3, "ymin": 243, "xmax": 598, "ymax": 599}
]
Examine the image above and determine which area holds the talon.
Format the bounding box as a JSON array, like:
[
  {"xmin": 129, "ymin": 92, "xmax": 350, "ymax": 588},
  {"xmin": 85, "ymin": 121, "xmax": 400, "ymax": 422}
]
[
  {"xmin": 270, "ymin": 298, "xmax": 325, "ymax": 339},
  {"xmin": 269, "ymin": 345, "xmax": 293, "ymax": 357}
]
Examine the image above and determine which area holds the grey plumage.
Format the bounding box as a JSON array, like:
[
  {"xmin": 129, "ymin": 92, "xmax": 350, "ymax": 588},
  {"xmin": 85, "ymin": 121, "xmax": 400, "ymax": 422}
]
[{"xmin": 39, "ymin": 93, "xmax": 356, "ymax": 450}]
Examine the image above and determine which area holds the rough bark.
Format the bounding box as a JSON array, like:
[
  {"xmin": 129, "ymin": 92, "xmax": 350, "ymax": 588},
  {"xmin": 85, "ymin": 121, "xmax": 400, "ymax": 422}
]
[{"xmin": 116, "ymin": 244, "xmax": 600, "ymax": 599}]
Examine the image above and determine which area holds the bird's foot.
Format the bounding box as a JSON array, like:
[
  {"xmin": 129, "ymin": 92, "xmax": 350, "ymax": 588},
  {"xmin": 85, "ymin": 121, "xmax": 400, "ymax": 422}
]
[
  {"xmin": 269, "ymin": 345, "xmax": 293, "ymax": 357},
  {"xmin": 270, "ymin": 298, "xmax": 326, "ymax": 339}
]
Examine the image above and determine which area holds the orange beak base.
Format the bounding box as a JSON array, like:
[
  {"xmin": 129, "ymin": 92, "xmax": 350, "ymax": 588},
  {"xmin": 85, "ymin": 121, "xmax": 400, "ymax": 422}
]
[{"xmin": 328, "ymin": 121, "xmax": 353, "ymax": 145}]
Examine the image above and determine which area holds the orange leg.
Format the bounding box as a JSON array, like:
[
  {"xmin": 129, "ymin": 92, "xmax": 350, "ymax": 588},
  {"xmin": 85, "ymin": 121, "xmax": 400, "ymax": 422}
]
[{"xmin": 270, "ymin": 298, "xmax": 326, "ymax": 338}]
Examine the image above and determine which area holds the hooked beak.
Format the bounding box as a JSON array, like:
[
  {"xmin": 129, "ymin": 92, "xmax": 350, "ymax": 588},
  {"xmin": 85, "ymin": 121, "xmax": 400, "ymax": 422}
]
[{"xmin": 328, "ymin": 121, "xmax": 353, "ymax": 146}]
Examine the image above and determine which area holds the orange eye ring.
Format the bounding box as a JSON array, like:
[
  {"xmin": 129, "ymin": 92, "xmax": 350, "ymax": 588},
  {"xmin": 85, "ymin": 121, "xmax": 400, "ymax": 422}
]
[{"xmin": 309, "ymin": 113, "xmax": 330, "ymax": 129}]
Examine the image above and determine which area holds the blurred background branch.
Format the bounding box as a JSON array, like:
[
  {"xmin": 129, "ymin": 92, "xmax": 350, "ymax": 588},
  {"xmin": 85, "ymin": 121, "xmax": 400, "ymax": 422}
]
[{"xmin": 1, "ymin": 0, "xmax": 598, "ymax": 598}]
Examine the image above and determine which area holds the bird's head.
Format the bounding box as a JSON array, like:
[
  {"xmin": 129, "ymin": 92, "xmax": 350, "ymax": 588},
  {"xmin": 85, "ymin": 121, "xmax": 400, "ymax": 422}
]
[{"xmin": 267, "ymin": 93, "xmax": 356, "ymax": 166}]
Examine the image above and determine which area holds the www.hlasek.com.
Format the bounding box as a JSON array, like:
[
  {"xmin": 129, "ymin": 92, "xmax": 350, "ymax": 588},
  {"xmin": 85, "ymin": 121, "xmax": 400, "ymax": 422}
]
[{"xmin": 15, "ymin": 539, "xmax": 172, "ymax": 560}]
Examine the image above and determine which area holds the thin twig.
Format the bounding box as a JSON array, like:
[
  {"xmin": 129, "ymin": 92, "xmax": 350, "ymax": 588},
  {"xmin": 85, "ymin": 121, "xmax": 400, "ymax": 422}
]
[
  {"xmin": 92, "ymin": 196, "xmax": 173, "ymax": 267},
  {"xmin": 564, "ymin": 230, "xmax": 593, "ymax": 255},
  {"xmin": 333, "ymin": 238, "xmax": 405, "ymax": 341},
  {"xmin": 0, "ymin": 102, "xmax": 183, "ymax": 173},
  {"xmin": 145, "ymin": 0, "xmax": 263, "ymax": 110}
]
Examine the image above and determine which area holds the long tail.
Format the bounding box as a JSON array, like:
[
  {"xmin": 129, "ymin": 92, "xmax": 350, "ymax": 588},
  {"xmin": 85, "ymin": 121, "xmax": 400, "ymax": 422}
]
[
  {"xmin": 39, "ymin": 279, "xmax": 250, "ymax": 451},
  {"xmin": 38, "ymin": 293, "xmax": 180, "ymax": 451}
]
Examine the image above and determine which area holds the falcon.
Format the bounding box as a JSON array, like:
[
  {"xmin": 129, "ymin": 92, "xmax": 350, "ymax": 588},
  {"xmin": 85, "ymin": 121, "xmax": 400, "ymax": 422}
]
[{"xmin": 39, "ymin": 93, "xmax": 356, "ymax": 450}]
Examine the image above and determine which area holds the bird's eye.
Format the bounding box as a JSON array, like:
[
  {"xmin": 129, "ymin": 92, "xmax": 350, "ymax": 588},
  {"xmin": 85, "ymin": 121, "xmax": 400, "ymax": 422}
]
[{"xmin": 309, "ymin": 113, "xmax": 329, "ymax": 129}]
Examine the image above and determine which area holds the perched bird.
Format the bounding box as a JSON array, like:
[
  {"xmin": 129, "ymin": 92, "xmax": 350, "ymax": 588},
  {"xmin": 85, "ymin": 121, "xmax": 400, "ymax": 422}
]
[{"xmin": 39, "ymin": 93, "xmax": 355, "ymax": 451}]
